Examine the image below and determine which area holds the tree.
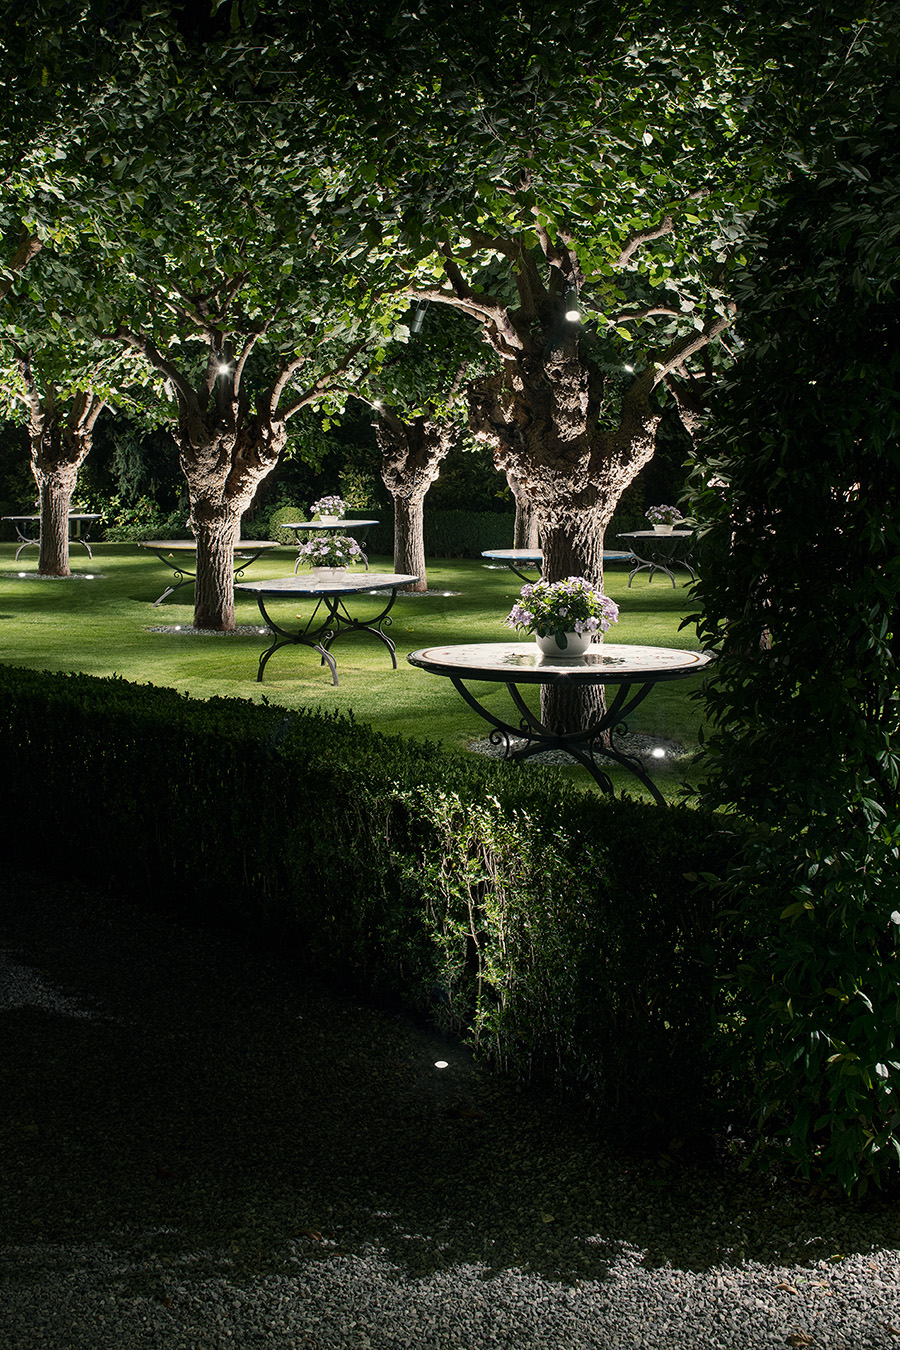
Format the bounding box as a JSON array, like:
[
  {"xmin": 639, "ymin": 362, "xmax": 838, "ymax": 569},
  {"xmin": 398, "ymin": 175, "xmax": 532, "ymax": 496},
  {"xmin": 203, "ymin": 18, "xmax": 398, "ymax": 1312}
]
[
  {"xmin": 105, "ymin": 253, "xmax": 391, "ymax": 628},
  {"xmin": 0, "ymin": 243, "xmax": 152, "ymax": 575},
  {"xmin": 686, "ymin": 103, "xmax": 900, "ymax": 1190},
  {"xmin": 303, "ymin": 0, "xmax": 880, "ymax": 727},
  {"xmin": 353, "ymin": 304, "xmax": 495, "ymax": 590}
]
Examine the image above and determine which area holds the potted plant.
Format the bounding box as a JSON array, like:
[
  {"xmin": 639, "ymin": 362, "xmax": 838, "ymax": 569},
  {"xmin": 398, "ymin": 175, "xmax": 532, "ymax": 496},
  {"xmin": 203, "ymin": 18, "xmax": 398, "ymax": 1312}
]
[
  {"xmin": 645, "ymin": 504, "xmax": 683, "ymax": 533},
  {"xmin": 506, "ymin": 576, "xmax": 619, "ymax": 656},
  {"xmin": 310, "ymin": 494, "xmax": 347, "ymax": 524},
  {"xmin": 297, "ymin": 532, "xmax": 366, "ymax": 582}
]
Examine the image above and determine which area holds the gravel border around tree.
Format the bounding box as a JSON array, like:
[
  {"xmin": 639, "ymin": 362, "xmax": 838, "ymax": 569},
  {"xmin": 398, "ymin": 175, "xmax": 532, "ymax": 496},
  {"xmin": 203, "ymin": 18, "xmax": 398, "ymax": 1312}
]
[{"xmin": 2, "ymin": 871, "xmax": 899, "ymax": 1350}]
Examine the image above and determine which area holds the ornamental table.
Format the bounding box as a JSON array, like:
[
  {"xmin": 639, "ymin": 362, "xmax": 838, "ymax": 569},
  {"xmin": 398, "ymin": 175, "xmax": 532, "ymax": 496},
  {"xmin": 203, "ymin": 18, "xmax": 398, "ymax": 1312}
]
[
  {"xmin": 280, "ymin": 520, "xmax": 379, "ymax": 573},
  {"xmin": 617, "ymin": 531, "xmax": 697, "ymax": 588},
  {"xmin": 407, "ymin": 641, "xmax": 714, "ymax": 805},
  {"xmin": 236, "ymin": 572, "xmax": 418, "ymax": 685},
  {"xmin": 482, "ymin": 548, "xmax": 631, "ymax": 582},
  {"xmin": 138, "ymin": 540, "xmax": 281, "ymax": 606},
  {"xmin": 2, "ymin": 513, "xmax": 104, "ymax": 562}
]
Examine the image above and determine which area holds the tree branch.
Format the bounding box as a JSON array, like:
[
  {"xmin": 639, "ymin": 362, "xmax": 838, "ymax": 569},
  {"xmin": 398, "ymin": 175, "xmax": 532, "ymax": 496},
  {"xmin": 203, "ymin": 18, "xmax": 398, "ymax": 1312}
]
[
  {"xmin": 110, "ymin": 326, "xmax": 196, "ymax": 407},
  {"xmin": 0, "ymin": 231, "xmax": 42, "ymax": 304},
  {"xmin": 279, "ymin": 340, "xmax": 369, "ymax": 422},
  {"xmin": 616, "ymin": 217, "xmax": 675, "ymax": 268}
]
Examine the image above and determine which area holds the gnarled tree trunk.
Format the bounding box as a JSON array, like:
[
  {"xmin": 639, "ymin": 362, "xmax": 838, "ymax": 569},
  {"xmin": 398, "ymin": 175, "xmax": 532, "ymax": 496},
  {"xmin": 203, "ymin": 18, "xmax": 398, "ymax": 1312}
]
[
  {"xmin": 22, "ymin": 367, "xmax": 104, "ymax": 578},
  {"xmin": 375, "ymin": 406, "xmax": 457, "ymax": 593},
  {"xmin": 469, "ymin": 343, "xmax": 660, "ymax": 732},
  {"xmin": 175, "ymin": 408, "xmax": 286, "ymax": 630},
  {"xmin": 507, "ymin": 468, "xmax": 541, "ymax": 549}
]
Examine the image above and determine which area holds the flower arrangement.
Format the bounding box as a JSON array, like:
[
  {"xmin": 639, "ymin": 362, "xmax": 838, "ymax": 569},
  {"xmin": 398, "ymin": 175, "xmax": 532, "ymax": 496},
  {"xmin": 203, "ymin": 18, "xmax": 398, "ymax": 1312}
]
[
  {"xmin": 310, "ymin": 495, "xmax": 346, "ymax": 520},
  {"xmin": 645, "ymin": 504, "xmax": 683, "ymax": 526},
  {"xmin": 506, "ymin": 576, "xmax": 619, "ymax": 650},
  {"xmin": 297, "ymin": 534, "xmax": 365, "ymax": 569}
]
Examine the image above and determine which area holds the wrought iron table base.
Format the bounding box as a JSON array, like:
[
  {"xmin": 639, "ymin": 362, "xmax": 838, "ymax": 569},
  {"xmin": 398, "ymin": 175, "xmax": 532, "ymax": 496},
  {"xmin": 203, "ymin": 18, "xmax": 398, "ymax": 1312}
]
[
  {"xmin": 251, "ymin": 592, "xmax": 399, "ymax": 685},
  {"xmin": 145, "ymin": 546, "xmax": 275, "ymax": 606},
  {"xmin": 618, "ymin": 533, "xmax": 697, "ymax": 589},
  {"xmin": 7, "ymin": 519, "xmax": 99, "ymax": 562},
  {"xmin": 451, "ymin": 675, "xmax": 667, "ymax": 805}
]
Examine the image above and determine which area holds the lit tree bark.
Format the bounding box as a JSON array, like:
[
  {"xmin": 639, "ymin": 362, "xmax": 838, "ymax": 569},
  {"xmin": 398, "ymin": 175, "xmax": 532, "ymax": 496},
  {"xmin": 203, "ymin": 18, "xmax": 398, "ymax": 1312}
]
[
  {"xmin": 114, "ymin": 318, "xmax": 356, "ymax": 631},
  {"xmin": 20, "ymin": 360, "xmax": 104, "ymax": 578},
  {"xmin": 178, "ymin": 414, "xmax": 287, "ymax": 629},
  {"xmin": 374, "ymin": 404, "xmax": 457, "ymax": 593},
  {"xmin": 419, "ymin": 231, "xmax": 729, "ymax": 732},
  {"xmin": 507, "ymin": 468, "xmax": 541, "ymax": 548}
]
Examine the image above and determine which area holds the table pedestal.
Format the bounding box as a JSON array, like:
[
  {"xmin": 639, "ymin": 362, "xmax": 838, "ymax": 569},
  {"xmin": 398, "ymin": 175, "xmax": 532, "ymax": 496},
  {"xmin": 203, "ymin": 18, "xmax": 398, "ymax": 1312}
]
[
  {"xmin": 618, "ymin": 532, "xmax": 697, "ymax": 588},
  {"xmin": 451, "ymin": 674, "xmax": 667, "ymax": 804},
  {"xmin": 251, "ymin": 591, "xmax": 401, "ymax": 685}
]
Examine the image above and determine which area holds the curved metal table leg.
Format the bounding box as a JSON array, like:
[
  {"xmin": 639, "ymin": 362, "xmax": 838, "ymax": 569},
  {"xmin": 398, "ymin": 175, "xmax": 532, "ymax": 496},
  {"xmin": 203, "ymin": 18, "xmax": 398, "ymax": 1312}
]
[
  {"xmin": 450, "ymin": 675, "xmax": 668, "ymax": 804},
  {"xmin": 253, "ymin": 595, "xmax": 340, "ymax": 685},
  {"xmin": 321, "ymin": 595, "xmax": 398, "ymax": 667}
]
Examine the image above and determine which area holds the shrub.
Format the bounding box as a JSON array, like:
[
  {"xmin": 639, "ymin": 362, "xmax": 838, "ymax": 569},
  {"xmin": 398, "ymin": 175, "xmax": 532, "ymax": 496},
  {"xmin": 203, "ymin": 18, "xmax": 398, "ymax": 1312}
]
[
  {"xmin": 0, "ymin": 662, "xmax": 742, "ymax": 1142},
  {"xmin": 267, "ymin": 505, "xmax": 306, "ymax": 543}
]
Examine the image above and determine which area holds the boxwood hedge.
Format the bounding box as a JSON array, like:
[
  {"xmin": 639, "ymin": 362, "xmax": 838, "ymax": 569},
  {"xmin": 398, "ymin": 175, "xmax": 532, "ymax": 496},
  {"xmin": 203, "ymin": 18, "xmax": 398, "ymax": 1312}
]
[{"xmin": 0, "ymin": 662, "xmax": 744, "ymax": 1143}]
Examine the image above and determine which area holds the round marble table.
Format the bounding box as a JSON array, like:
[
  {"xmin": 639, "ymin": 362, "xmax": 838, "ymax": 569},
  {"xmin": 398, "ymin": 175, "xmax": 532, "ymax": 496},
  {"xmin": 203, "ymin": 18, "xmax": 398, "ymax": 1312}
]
[
  {"xmin": 481, "ymin": 548, "xmax": 631, "ymax": 582},
  {"xmin": 138, "ymin": 540, "xmax": 281, "ymax": 605},
  {"xmin": 237, "ymin": 572, "xmax": 418, "ymax": 684},
  {"xmin": 280, "ymin": 520, "xmax": 380, "ymax": 572},
  {"xmin": 407, "ymin": 641, "xmax": 714, "ymax": 803},
  {"xmin": 617, "ymin": 531, "xmax": 697, "ymax": 587}
]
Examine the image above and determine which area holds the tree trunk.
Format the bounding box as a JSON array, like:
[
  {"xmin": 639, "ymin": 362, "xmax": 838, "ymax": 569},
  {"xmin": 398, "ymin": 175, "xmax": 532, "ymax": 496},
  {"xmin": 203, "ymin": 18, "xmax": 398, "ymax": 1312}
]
[
  {"xmin": 468, "ymin": 343, "xmax": 660, "ymax": 733},
  {"xmin": 508, "ymin": 469, "xmax": 541, "ymax": 548},
  {"xmin": 35, "ymin": 467, "xmax": 78, "ymax": 576},
  {"xmin": 393, "ymin": 492, "xmax": 428, "ymax": 589},
  {"xmin": 375, "ymin": 407, "xmax": 457, "ymax": 594},
  {"xmin": 193, "ymin": 511, "xmax": 241, "ymax": 629},
  {"xmin": 25, "ymin": 384, "xmax": 100, "ymax": 578},
  {"xmin": 175, "ymin": 409, "xmax": 286, "ymax": 630}
]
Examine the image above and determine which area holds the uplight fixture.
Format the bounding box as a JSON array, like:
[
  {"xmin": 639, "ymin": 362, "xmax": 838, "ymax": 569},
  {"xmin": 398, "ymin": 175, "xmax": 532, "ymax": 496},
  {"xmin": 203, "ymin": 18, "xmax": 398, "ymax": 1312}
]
[
  {"xmin": 434, "ymin": 1060, "xmax": 449, "ymax": 1070},
  {"xmin": 652, "ymin": 747, "xmax": 666, "ymax": 759}
]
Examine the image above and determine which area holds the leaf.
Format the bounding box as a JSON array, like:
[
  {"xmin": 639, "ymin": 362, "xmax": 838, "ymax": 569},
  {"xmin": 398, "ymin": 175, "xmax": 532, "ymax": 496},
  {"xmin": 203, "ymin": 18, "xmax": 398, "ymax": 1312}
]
[{"xmin": 786, "ymin": 1334, "xmax": 814, "ymax": 1347}]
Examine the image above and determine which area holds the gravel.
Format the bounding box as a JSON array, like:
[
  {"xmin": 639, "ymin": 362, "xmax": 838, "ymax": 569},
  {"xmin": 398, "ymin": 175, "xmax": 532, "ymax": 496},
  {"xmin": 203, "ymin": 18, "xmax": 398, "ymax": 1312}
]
[{"xmin": 2, "ymin": 870, "xmax": 900, "ymax": 1349}]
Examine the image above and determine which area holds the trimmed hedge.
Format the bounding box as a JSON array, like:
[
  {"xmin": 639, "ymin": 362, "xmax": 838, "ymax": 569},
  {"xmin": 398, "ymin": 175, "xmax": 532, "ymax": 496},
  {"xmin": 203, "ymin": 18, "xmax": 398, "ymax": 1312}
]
[
  {"xmin": 362, "ymin": 508, "xmax": 515, "ymax": 558},
  {"xmin": 0, "ymin": 663, "xmax": 744, "ymax": 1141}
]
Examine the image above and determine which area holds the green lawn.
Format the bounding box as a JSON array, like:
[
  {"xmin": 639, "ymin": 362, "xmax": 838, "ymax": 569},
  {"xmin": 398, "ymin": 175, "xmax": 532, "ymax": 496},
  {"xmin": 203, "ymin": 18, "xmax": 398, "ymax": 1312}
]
[{"xmin": 0, "ymin": 544, "xmax": 709, "ymax": 800}]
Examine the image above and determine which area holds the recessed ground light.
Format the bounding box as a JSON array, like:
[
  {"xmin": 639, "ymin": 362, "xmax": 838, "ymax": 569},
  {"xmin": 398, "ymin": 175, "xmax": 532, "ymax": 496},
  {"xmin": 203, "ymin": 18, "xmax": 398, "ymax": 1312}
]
[
  {"xmin": 652, "ymin": 747, "xmax": 666, "ymax": 758},
  {"xmin": 434, "ymin": 1060, "xmax": 449, "ymax": 1069}
]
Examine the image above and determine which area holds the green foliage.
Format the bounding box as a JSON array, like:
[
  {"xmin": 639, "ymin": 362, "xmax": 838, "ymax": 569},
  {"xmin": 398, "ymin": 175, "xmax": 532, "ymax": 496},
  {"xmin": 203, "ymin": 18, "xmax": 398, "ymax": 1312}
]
[
  {"xmin": 686, "ymin": 111, "xmax": 900, "ymax": 1193},
  {"xmin": 364, "ymin": 508, "xmax": 515, "ymax": 559},
  {"xmin": 267, "ymin": 504, "xmax": 306, "ymax": 543},
  {"xmin": 0, "ymin": 661, "xmax": 740, "ymax": 1140},
  {"xmin": 99, "ymin": 493, "xmax": 185, "ymax": 542}
]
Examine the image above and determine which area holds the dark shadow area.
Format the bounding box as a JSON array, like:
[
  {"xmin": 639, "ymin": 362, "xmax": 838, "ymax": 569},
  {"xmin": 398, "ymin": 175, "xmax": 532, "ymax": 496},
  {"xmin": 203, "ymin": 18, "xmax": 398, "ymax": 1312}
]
[{"xmin": 2, "ymin": 869, "xmax": 898, "ymax": 1306}]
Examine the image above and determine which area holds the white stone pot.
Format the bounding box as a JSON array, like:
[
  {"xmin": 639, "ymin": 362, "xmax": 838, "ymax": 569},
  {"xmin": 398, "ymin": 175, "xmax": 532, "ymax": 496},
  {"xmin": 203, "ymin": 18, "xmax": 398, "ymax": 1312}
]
[
  {"xmin": 315, "ymin": 515, "xmax": 341, "ymax": 524},
  {"xmin": 310, "ymin": 566, "xmax": 347, "ymax": 583},
  {"xmin": 535, "ymin": 630, "xmax": 594, "ymax": 657},
  {"xmin": 652, "ymin": 523, "xmax": 675, "ymax": 533}
]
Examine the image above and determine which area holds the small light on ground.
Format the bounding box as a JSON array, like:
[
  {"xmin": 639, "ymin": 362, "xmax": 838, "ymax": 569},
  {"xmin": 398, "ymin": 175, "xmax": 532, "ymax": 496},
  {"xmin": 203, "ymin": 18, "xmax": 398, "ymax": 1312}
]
[
  {"xmin": 18, "ymin": 572, "xmax": 27, "ymax": 577},
  {"xmin": 624, "ymin": 364, "xmax": 635, "ymax": 373},
  {"xmin": 565, "ymin": 309, "xmax": 580, "ymax": 322},
  {"xmin": 434, "ymin": 1060, "xmax": 449, "ymax": 1069},
  {"xmin": 651, "ymin": 747, "xmax": 666, "ymax": 758}
]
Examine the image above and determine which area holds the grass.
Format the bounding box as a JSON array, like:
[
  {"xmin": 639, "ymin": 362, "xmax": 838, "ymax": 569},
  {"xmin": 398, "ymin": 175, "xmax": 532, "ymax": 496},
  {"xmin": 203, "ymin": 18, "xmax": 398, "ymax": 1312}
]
[{"xmin": 0, "ymin": 544, "xmax": 709, "ymax": 801}]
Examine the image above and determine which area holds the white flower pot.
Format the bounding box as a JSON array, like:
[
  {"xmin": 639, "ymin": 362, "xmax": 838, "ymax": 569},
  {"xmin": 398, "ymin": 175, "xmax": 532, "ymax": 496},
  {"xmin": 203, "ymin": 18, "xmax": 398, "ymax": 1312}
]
[
  {"xmin": 310, "ymin": 566, "xmax": 347, "ymax": 583},
  {"xmin": 315, "ymin": 515, "xmax": 341, "ymax": 524},
  {"xmin": 535, "ymin": 631, "xmax": 595, "ymax": 657},
  {"xmin": 652, "ymin": 523, "xmax": 674, "ymax": 533}
]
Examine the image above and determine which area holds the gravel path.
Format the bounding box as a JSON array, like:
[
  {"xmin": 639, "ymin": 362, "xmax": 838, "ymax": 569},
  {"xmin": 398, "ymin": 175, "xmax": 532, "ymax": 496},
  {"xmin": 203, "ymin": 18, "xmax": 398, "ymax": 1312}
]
[{"xmin": 2, "ymin": 871, "xmax": 899, "ymax": 1349}]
